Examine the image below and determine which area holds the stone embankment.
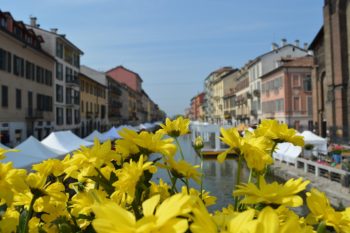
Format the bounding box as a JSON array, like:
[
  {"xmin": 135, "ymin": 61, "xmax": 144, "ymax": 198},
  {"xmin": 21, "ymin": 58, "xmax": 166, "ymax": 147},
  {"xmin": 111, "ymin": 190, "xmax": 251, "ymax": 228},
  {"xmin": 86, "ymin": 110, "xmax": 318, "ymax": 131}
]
[{"xmin": 271, "ymin": 161, "xmax": 350, "ymax": 208}]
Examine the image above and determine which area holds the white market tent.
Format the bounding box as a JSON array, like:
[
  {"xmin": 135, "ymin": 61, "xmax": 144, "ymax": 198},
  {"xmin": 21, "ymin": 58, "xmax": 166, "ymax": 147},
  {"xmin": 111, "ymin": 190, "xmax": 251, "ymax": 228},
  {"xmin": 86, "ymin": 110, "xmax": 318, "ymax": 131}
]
[
  {"xmin": 116, "ymin": 125, "xmax": 138, "ymax": 132},
  {"xmin": 273, "ymin": 142, "xmax": 302, "ymax": 163},
  {"xmin": 2, "ymin": 136, "xmax": 64, "ymax": 168},
  {"xmin": 41, "ymin": 131, "xmax": 93, "ymax": 154},
  {"xmin": 137, "ymin": 123, "xmax": 155, "ymax": 131},
  {"xmin": 301, "ymin": 130, "xmax": 328, "ymax": 154},
  {"xmin": 0, "ymin": 142, "xmax": 10, "ymax": 149},
  {"xmin": 84, "ymin": 130, "xmax": 109, "ymax": 142},
  {"xmin": 102, "ymin": 126, "xmax": 121, "ymax": 140}
]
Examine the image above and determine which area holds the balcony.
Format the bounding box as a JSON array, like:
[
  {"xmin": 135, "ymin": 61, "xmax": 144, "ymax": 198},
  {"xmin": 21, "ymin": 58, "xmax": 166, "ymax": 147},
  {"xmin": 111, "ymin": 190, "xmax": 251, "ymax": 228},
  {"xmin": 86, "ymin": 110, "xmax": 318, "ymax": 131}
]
[
  {"xmin": 66, "ymin": 77, "xmax": 80, "ymax": 87},
  {"xmin": 86, "ymin": 111, "xmax": 93, "ymax": 119},
  {"xmin": 253, "ymin": 89, "xmax": 260, "ymax": 98},
  {"xmin": 111, "ymin": 101, "xmax": 122, "ymax": 108},
  {"xmin": 25, "ymin": 108, "xmax": 43, "ymax": 119},
  {"xmin": 66, "ymin": 97, "xmax": 79, "ymax": 107}
]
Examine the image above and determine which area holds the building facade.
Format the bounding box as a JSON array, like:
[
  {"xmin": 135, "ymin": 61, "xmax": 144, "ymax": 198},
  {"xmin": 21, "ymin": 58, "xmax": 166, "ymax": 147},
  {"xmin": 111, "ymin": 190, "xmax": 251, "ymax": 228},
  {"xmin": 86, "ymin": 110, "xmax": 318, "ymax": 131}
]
[
  {"xmin": 247, "ymin": 41, "xmax": 309, "ymax": 124},
  {"xmin": 79, "ymin": 65, "xmax": 108, "ymax": 137},
  {"xmin": 203, "ymin": 67, "xmax": 234, "ymax": 123},
  {"xmin": 28, "ymin": 17, "xmax": 83, "ymax": 135},
  {"xmin": 234, "ymin": 66, "xmax": 250, "ymax": 125},
  {"xmin": 0, "ymin": 11, "xmax": 55, "ymax": 146},
  {"xmin": 222, "ymin": 70, "xmax": 239, "ymax": 125},
  {"xmin": 309, "ymin": 0, "xmax": 350, "ymax": 143},
  {"xmin": 190, "ymin": 92, "xmax": 205, "ymax": 121},
  {"xmin": 261, "ymin": 56, "xmax": 313, "ymax": 131},
  {"xmin": 106, "ymin": 76, "xmax": 124, "ymax": 126}
]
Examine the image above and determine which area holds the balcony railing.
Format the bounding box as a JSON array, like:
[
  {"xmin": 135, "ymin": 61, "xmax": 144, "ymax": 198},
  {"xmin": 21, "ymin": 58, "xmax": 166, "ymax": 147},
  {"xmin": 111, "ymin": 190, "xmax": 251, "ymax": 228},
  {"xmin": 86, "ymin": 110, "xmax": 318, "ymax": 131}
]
[
  {"xmin": 66, "ymin": 78, "xmax": 80, "ymax": 87},
  {"xmin": 25, "ymin": 108, "xmax": 44, "ymax": 119}
]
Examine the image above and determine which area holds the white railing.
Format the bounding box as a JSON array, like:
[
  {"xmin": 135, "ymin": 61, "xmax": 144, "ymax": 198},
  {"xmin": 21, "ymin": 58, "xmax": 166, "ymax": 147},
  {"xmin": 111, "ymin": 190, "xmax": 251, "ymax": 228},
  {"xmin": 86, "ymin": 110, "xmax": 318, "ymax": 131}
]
[{"xmin": 275, "ymin": 157, "xmax": 349, "ymax": 185}]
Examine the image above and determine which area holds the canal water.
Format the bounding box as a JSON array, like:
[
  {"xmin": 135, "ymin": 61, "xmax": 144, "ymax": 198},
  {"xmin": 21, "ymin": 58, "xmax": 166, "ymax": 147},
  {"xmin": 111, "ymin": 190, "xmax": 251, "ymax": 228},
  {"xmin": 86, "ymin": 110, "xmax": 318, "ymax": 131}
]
[
  {"xmin": 152, "ymin": 134, "xmax": 308, "ymax": 214},
  {"xmin": 152, "ymin": 134, "xmax": 250, "ymax": 211}
]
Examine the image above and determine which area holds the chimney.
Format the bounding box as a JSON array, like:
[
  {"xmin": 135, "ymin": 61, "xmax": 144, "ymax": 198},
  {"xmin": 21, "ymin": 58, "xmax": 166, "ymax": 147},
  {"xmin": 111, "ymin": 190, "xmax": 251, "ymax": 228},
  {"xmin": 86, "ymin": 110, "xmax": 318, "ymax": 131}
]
[
  {"xmin": 30, "ymin": 17, "xmax": 37, "ymax": 27},
  {"xmin": 281, "ymin": 38, "xmax": 287, "ymax": 47},
  {"xmin": 50, "ymin": 28, "xmax": 58, "ymax": 34},
  {"xmin": 295, "ymin": 39, "xmax": 300, "ymax": 47},
  {"xmin": 304, "ymin": 42, "xmax": 309, "ymax": 50},
  {"xmin": 271, "ymin": 42, "xmax": 279, "ymax": 51}
]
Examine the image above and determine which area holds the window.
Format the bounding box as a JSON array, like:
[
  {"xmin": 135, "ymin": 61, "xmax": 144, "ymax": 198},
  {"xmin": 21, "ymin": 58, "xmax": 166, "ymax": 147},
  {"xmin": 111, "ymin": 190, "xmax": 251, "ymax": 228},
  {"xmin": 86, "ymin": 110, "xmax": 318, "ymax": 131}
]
[
  {"xmin": 292, "ymin": 74, "xmax": 300, "ymax": 87},
  {"xmin": 16, "ymin": 89, "xmax": 21, "ymax": 109},
  {"xmin": 37, "ymin": 94, "xmax": 53, "ymax": 111},
  {"xmin": 0, "ymin": 17, "xmax": 7, "ymax": 28},
  {"xmin": 45, "ymin": 70, "xmax": 52, "ymax": 86},
  {"xmin": 81, "ymin": 100, "xmax": 84, "ymax": 112},
  {"xmin": 66, "ymin": 67, "xmax": 72, "ymax": 82},
  {"xmin": 74, "ymin": 109, "xmax": 80, "ymax": 124},
  {"xmin": 66, "ymin": 108, "xmax": 72, "ymax": 125},
  {"xmin": 1, "ymin": 85, "xmax": 8, "ymax": 107},
  {"xmin": 0, "ymin": 130, "xmax": 9, "ymax": 145},
  {"xmin": 15, "ymin": 129, "xmax": 22, "ymax": 143},
  {"xmin": 0, "ymin": 48, "xmax": 11, "ymax": 73},
  {"xmin": 36, "ymin": 66, "xmax": 44, "ymax": 83},
  {"xmin": 293, "ymin": 96, "xmax": 300, "ymax": 111},
  {"xmin": 73, "ymin": 53, "xmax": 80, "ymax": 68},
  {"xmin": 13, "ymin": 55, "xmax": 24, "ymax": 77},
  {"xmin": 86, "ymin": 102, "xmax": 88, "ymax": 112},
  {"xmin": 66, "ymin": 87, "xmax": 72, "ymax": 104},
  {"xmin": 81, "ymin": 80, "xmax": 84, "ymax": 92},
  {"xmin": 56, "ymin": 107, "xmax": 63, "ymax": 125},
  {"xmin": 25, "ymin": 61, "xmax": 35, "ymax": 80},
  {"xmin": 303, "ymin": 75, "xmax": 312, "ymax": 91},
  {"xmin": 56, "ymin": 41, "xmax": 63, "ymax": 58},
  {"xmin": 56, "ymin": 85, "xmax": 63, "ymax": 103},
  {"xmin": 101, "ymin": 105, "xmax": 106, "ymax": 119},
  {"xmin": 56, "ymin": 62, "xmax": 63, "ymax": 80}
]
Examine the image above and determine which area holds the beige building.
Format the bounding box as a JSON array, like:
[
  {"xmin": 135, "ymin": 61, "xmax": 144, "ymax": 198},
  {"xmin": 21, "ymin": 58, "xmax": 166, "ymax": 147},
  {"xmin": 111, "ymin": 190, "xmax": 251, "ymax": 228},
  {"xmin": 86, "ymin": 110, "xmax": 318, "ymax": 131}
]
[
  {"xmin": 28, "ymin": 17, "xmax": 83, "ymax": 135},
  {"xmin": 79, "ymin": 65, "xmax": 108, "ymax": 137},
  {"xmin": 0, "ymin": 11, "xmax": 55, "ymax": 146},
  {"xmin": 234, "ymin": 66, "xmax": 251, "ymax": 125},
  {"xmin": 203, "ymin": 67, "xmax": 234, "ymax": 123},
  {"xmin": 222, "ymin": 70, "xmax": 239, "ymax": 125}
]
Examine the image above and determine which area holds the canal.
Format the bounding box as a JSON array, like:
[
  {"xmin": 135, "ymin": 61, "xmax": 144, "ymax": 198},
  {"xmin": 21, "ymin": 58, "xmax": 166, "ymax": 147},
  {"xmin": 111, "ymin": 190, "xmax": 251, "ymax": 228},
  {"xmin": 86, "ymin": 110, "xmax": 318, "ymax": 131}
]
[
  {"xmin": 152, "ymin": 134, "xmax": 250, "ymax": 211},
  {"xmin": 152, "ymin": 134, "xmax": 308, "ymax": 214}
]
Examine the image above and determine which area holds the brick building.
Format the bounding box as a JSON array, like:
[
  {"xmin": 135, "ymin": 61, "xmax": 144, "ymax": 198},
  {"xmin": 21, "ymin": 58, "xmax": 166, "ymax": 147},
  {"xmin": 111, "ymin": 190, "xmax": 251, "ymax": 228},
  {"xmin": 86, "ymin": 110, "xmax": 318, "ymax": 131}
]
[{"xmin": 309, "ymin": 0, "xmax": 350, "ymax": 143}]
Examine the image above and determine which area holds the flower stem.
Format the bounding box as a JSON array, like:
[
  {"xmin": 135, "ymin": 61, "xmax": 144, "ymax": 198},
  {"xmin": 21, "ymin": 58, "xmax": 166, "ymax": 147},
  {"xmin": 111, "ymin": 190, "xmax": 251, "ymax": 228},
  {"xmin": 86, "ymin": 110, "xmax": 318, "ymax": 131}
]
[
  {"xmin": 316, "ymin": 221, "xmax": 327, "ymax": 233},
  {"xmin": 20, "ymin": 194, "xmax": 37, "ymax": 233},
  {"xmin": 248, "ymin": 168, "xmax": 253, "ymax": 183},
  {"xmin": 175, "ymin": 137, "xmax": 185, "ymax": 160},
  {"xmin": 199, "ymin": 150, "xmax": 204, "ymax": 199},
  {"xmin": 234, "ymin": 154, "xmax": 243, "ymax": 211}
]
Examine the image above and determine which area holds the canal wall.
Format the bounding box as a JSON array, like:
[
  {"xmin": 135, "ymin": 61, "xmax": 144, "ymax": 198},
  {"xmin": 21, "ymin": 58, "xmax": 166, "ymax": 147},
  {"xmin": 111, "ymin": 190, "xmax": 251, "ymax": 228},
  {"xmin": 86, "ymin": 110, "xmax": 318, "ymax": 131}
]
[{"xmin": 271, "ymin": 161, "xmax": 350, "ymax": 208}]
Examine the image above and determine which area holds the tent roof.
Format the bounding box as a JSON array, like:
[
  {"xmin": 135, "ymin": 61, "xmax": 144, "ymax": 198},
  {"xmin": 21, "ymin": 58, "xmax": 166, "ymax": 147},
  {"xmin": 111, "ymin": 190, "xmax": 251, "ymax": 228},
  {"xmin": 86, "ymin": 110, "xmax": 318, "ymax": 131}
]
[
  {"xmin": 102, "ymin": 126, "xmax": 121, "ymax": 140},
  {"xmin": 84, "ymin": 130, "xmax": 109, "ymax": 142},
  {"xmin": 301, "ymin": 131, "xmax": 327, "ymax": 143},
  {"xmin": 2, "ymin": 136, "xmax": 65, "ymax": 168},
  {"xmin": 41, "ymin": 131, "xmax": 93, "ymax": 153}
]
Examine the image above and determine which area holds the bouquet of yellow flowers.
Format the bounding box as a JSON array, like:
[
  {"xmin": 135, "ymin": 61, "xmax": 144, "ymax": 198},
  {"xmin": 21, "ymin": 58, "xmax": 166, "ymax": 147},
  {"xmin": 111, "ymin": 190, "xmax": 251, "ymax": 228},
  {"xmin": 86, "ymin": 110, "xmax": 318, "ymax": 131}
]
[{"xmin": 0, "ymin": 117, "xmax": 349, "ymax": 233}]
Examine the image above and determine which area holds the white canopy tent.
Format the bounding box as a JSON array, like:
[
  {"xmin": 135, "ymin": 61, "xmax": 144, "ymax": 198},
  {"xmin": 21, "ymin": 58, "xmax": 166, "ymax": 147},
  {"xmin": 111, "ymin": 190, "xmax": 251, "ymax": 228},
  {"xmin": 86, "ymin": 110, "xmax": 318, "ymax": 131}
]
[
  {"xmin": 3, "ymin": 136, "xmax": 64, "ymax": 168},
  {"xmin": 102, "ymin": 127, "xmax": 121, "ymax": 140},
  {"xmin": 84, "ymin": 130, "xmax": 109, "ymax": 142},
  {"xmin": 41, "ymin": 131, "xmax": 93, "ymax": 154},
  {"xmin": 116, "ymin": 125, "xmax": 138, "ymax": 132},
  {"xmin": 301, "ymin": 131, "xmax": 328, "ymax": 154},
  {"xmin": 137, "ymin": 123, "xmax": 155, "ymax": 131},
  {"xmin": 273, "ymin": 142, "xmax": 302, "ymax": 163}
]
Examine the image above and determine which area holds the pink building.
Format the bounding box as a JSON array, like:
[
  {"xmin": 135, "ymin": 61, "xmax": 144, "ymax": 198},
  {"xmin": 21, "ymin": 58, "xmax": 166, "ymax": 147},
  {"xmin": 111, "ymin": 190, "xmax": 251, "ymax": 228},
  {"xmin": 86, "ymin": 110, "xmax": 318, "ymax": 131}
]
[
  {"xmin": 106, "ymin": 66, "xmax": 143, "ymax": 92},
  {"xmin": 261, "ymin": 56, "xmax": 313, "ymax": 131},
  {"xmin": 190, "ymin": 92, "xmax": 205, "ymax": 121}
]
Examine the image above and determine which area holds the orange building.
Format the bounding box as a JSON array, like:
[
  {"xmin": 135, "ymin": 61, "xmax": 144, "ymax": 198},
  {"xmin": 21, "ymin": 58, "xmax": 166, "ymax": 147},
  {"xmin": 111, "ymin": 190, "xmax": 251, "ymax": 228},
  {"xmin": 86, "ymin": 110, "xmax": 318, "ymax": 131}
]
[
  {"xmin": 190, "ymin": 92, "xmax": 205, "ymax": 121},
  {"xmin": 261, "ymin": 56, "xmax": 313, "ymax": 131}
]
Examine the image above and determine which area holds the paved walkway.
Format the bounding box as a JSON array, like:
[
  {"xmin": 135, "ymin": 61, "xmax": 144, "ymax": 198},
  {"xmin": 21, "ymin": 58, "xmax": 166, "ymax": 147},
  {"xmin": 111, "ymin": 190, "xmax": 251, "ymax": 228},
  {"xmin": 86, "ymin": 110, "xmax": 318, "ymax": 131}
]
[{"xmin": 271, "ymin": 161, "xmax": 350, "ymax": 208}]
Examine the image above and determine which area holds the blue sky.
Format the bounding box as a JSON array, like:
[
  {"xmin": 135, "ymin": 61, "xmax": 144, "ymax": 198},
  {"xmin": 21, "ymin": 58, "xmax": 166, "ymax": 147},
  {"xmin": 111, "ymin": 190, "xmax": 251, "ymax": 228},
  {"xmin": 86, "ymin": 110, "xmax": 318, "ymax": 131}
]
[{"xmin": 2, "ymin": 0, "xmax": 323, "ymax": 117}]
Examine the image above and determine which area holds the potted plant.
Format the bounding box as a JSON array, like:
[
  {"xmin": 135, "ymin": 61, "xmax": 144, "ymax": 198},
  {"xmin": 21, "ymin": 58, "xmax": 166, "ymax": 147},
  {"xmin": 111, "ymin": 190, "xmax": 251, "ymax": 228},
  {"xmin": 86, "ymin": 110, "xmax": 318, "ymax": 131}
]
[
  {"xmin": 304, "ymin": 144, "xmax": 314, "ymax": 159},
  {"xmin": 332, "ymin": 144, "xmax": 344, "ymax": 164}
]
